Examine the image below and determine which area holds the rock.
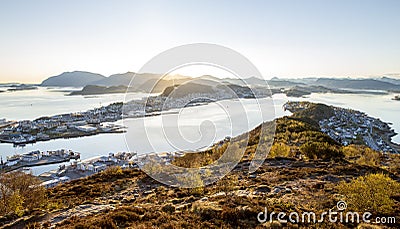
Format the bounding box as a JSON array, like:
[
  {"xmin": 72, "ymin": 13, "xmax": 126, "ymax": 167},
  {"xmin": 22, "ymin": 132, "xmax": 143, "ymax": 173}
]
[
  {"xmin": 108, "ymin": 200, "xmax": 119, "ymax": 204},
  {"xmin": 161, "ymin": 204, "xmax": 176, "ymax": 213},
  {"xmin": 114, "ymin": 185, "xmax": 122, "ymax": 191},
  {"xmin": 256, "ymin": 185, "xmax": 271, "ymax": 193},
  {"xmin": 323, "ymin": 175, "xmax": 340, "ymax": 182},
  {"xmin": 211, "ymin": 192, "xmax": 226, "ymax": 198},
  {"xmin": 273, "ymin": 187, "xmax": 282, "ymax": 194},
  {"xmin": 121, "ymin": 198, "xmax": 134, "ymax": 203}
]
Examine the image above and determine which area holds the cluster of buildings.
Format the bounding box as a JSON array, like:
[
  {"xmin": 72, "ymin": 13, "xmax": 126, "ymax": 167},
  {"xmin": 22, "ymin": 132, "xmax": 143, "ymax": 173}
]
[
  {"xmin": 319, "ymin": 107, "xmax": 397, "ymax": 153},
  {"xmin": 37, "ymin": 151, "xmax": 188, "ymax": 188},
  {"xmin": 283, "ymin": 101, "xmax": 310, "ymax": 112},
  {"xmin": 0, "ymin": 102, "xmax": 123, "ymax": 145},
  {"xmin": 123, "ymin": 88, "xmax": 259, "ymax": 118},
  {"xmin": 0, "ymin": 149, "xmax": 80, "ymax": 169},
  {"xmin": 39, "ymin": 152, "xmax": 136, "ymax": 188},
  {"xmin": 40, "ymin": 176, "xmax": 71, "ymax": 188}
]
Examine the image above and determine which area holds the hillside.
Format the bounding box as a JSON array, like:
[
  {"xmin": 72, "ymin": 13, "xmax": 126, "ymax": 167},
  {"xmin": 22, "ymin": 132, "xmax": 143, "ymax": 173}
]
[
  {"xmin": 161, "ymin": 83, "xmax": 215, "ymax": 98},
  {"xmin": 379, "ymin": 76, "xmax": 400, "ymax": 85},
  {"xmin": 40, "ymin": 71, "xmax": 106, "ymax": 87},
  {"xmin": 138, "ymin": 77, "xmax": 192, "ymax": 93}
]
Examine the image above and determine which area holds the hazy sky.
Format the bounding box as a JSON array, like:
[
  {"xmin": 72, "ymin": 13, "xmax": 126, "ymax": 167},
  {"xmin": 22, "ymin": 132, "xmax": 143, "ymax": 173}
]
[{"xmin": 1, "ymin": 0, "xmax": 400, "ymax": 83}]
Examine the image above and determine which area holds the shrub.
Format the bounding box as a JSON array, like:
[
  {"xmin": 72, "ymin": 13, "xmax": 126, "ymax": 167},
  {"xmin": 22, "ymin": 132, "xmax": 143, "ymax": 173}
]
[
  {"xmin": 300, "ymin": 141, "xmax": 343, "ymax": 160},
  {"xmin": 342, "ymin": 145, "xmax": 382, "ymax": 167},
  {"xmin": 268, "ymin": 142, "xmax": 294, "ymax": 158},
  {"xmin": 0, "ymin": 172, "xmax": 46, "ymax": 216},
  {"xmin": 337, "ymin": 173, "xmax": 400, "ymax": 215}
]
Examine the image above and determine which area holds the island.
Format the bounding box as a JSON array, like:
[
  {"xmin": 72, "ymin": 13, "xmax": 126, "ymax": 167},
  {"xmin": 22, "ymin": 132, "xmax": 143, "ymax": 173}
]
[
  {"xmin": 7, "ymin": 84, "xmax": 38, "ymax": 92},
  {"xmin": 0, "ymin": 108, "xmax": 124, "ymax": 146},
  {"xmin": 69, "ymin": 85, "xmax": 130, "ymax": 95}
]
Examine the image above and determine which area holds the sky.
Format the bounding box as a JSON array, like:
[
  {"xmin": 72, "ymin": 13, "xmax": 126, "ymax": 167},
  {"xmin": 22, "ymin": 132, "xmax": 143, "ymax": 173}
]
[{"xmin": 0, "ymin": 0, "xmax": 400, "ymax": 83}]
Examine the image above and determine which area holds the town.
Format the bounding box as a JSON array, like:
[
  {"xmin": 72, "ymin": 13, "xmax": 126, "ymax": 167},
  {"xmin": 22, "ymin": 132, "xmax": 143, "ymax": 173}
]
[
  {"xmin": 0, "ymin": 102, "xmax": 124, "ymax": 145},
  {"xmin": 284, "ymin": 101, "xmax": 399, "ymax": 154}
]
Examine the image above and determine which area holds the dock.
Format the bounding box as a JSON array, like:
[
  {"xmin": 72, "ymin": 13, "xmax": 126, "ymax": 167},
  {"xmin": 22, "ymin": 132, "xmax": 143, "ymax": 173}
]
[{"xmin": 0, "ymin": 149, "xmax": 80, "ymax": 173}]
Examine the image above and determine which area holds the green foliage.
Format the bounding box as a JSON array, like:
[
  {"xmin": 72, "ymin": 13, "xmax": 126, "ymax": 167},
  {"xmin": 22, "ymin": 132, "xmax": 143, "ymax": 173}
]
[
  {"xmin": 300, "ymin": 141, "xmax": 344, "ymax": 160},
  {"xmin": 268, "ymin": 142, "xmax": 293, "ymax": 158},
  {"xmin": 342, "ymin": 145, "xmax": 382, "ymax": 167},
  {"xmin": 8, "ymin": 191, "xmax": 24, "ymax": 217},
  {"xmin": 337, "ymin": 173, "xmax": 400, "ymax": 215}
]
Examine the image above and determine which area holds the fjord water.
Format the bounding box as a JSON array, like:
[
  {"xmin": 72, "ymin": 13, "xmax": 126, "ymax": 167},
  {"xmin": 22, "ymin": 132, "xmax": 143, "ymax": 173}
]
[
  {"xmin": 0, "ymin": 88, "xmax": 399, "ymax": 175},
  {"xmin": 0, "ymin": 95, "xmax": 285, "ymax": 175},
  {"xmin": 0, "ymin": 87, "xmax": 149, "ymax": 120}
]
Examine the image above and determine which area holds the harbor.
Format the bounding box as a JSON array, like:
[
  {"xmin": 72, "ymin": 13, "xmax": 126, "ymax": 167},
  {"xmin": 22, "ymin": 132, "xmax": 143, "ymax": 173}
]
[{"xmin": 0, "ymin": 149, "xmax": 80, "ymax": 173}]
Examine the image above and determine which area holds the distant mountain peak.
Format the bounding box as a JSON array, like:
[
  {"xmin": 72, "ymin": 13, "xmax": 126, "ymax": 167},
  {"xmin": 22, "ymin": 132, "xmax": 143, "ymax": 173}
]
[{"xmin": 40, "ymin": 71, "xmax": 106, "ymax": 87}]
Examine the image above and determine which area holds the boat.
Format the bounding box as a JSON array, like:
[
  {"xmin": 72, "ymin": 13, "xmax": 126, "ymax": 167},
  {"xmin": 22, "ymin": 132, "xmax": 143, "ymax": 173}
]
[{"xmin": 392, "ymin": 95, "xmax": 400, "ymax": 101}]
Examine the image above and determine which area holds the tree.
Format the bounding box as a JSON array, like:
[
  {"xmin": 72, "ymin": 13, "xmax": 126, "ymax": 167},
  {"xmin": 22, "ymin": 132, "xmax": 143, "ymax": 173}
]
[{"xmin": 0, "ymin": 171, "xmax": 46, "ymax": 216}]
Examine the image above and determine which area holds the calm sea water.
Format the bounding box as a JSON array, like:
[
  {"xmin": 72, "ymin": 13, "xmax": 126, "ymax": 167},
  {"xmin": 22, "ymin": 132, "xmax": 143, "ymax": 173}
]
[
  {"xmin": 0, "ymin": 87, "xmax": 148, "ymax": 120},
  {"xmin": 0, "ymin": 88, "xmax": 399, "ymax": 175}
]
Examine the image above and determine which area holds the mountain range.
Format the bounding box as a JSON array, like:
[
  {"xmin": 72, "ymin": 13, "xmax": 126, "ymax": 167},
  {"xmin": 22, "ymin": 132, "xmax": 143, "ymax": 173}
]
[{"xmin": 40, "ymin": 71, "xmax": 400, "ymax": 93}]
